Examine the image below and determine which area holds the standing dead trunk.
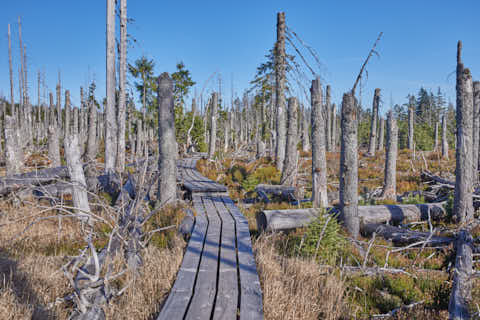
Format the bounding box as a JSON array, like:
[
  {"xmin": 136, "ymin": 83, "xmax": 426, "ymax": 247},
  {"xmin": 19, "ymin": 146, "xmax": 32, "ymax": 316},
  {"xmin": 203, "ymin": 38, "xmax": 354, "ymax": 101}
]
[
  {"xmin": 301, "ymin": 105, "xmax": 310, "ymax": 152},
  {"xmin": 453, "ymin": 41, "xmax": 474, "ymax": 224},
  {"xmin": 65, "ymin": 134, "xmax": 91, "ymax": 224},
  {"xmin": 473, "ymin": 81, "xmax": 480, "ymax": 180},
  {"xmin": 331, "ymin": 103, "xmax": 337, "ymax": 151},
  {"xmin": 73, "ymin": 107, "xmax": 79, "ymax": 136},
  {"xmin": 56, "ymin": 84, "xmax": 61, "ymax": 131},
  {"xmin": 380, "ymin": 111, "xmax": 398, "ymax": 200},
  {"xmin": 325, "ymin": 85, "xmax": 332, "ymax": 152},
  {"xmin": 48, "ymin": 124, "xmax": 61, "ymax": 167},
  {"xmin": 86, "ymin": 100, "xmax": 98, "ymax": 163},
  {"xmin": 275, "ymin": 12, "xmax": 287, "ymax": 172},
  {"xmin": 448, "ymin": 230, "xmax": 473, "ymax": 320},
  {"xmin": 105, "ymin": 0, "xmax": 117, "ymax": 173},
  {"xmin": 408, "ymin": 96, "xmax": 414, "ymax": 150},
  {"xmin": 378, "ymin": 117, "xmax": 385, "ymax": 151},
  {"xmin": 367, "ymin": 88, "xmax": 380, "ymax": 156},
  {"xmin": 116, "ymin": 0, "xmax": 127, "ymax": 173},
  {"xmin": 434, "ymin": 121, "xmax": 439, "ymax": 152},
  {"xmin": 442, "ymin": 114, "xmax": 449, "ymax": 159},
  {"xmin": 8, "ymin": 24, "xmax": 15, "ymax": 119},
  {"xmin": 340, "ymin": 93, "xmax": 359, "ymax": 238},
  {"xmin": 208, "ymin": 93, "xmax": 218, "ymax": 159},
  {"xmin": 4, "ymin": 116, "xmax": 23, "ymax": 175},
  {"xmin": 157, "ymin": 73, "xmax": 177, "ymax": 206},
  {"xmin": 311, "ymin": 78, "xmax": 328, "ymax": 208},
  {"xmin": 280, "ymin": 97, "xmax": 298, "ymax": 185}
]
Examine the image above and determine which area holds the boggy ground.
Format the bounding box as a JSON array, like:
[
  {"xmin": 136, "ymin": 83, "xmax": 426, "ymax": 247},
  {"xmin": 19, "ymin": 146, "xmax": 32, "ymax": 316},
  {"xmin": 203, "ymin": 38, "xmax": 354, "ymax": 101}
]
[{"xmin": 197, "ymin": 148, "xmax": 480, "ymax": 319}]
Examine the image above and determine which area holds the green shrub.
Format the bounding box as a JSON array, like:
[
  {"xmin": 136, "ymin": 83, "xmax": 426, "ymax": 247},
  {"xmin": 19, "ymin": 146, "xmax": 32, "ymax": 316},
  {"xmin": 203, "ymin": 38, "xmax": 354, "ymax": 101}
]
[{"xmin": 242, "ymin": 175, "xmax": 259, "ymax": 193}]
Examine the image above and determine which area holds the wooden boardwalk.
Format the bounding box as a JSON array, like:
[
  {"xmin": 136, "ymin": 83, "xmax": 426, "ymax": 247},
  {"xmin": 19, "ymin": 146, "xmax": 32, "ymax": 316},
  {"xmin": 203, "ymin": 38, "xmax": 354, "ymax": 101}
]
[{"xmin": 158, "ymin": 156, "xmax": 263, "ymax": 320}]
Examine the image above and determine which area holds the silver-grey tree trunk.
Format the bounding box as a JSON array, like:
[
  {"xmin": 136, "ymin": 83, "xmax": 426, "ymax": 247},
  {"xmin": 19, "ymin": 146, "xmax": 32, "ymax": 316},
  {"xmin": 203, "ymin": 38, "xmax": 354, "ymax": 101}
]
[
  {"xmin": 367, "ymin": 88, "xmax": 380, "ymax": 156},
  {"xmin": 473, "ymin": 81, "xmax": 480, "ymax": 181},
  {"xmin": 325, "ymin": 85, "xmax": 332, "ymax": 152},
  {"xmin": 331, "ymin": 103, "xmax": 336, "ymax": 151},
  {"xmin": 48, "ymin": 124, "xmax": 61, "ymax": 167},
  {"xmin": 157, "ymin": 73, "xmax": 177, "ymax": 206},
  {"xmin": 453, "ymin": 41, "xmax": 474, "ymax": 224},
  {"xmin": 311, "ymin": 78, "xmax": 328, "ymax": 208},
  {"xmin": 208, "ymin": 92, "xmax": 218, "ymax": 159},
  {"xmin": 408, "ymin": 97, "xmax": 414, "ymax": 150},
  {"xmin": 301, "ymin": 105, "xmax": 310, "ymax": 152},
  {"xmin": 136, "ymin": 118, "xmax": 143, "ymax": 159},
  {"xmin": 275, "ymin": 12, "xmax": 287, "ymax": 172},
  {"xmin": 380, "ymin": 111, "xmax": 398, "ymax": 200},
  {"xmin": 8, "ymin": 24, "xmax": 15, "ymax": 119},
  {"xmin": 65, "ymin": 90, "xmax": 71, "ymax": 138},
  {"xmin": 378, "ymin": 117, "xmax": 385, "ymax": 151},
  {"xmin": 442, "ymin": 114, "xmax": 449, "ymax": 159},
  {"xmin": 4, "ymin": 116, "xmax": 23, "ymax": 175},
  {"xmin": 280, "ymin": 97, "xmax": 298, "ymax": 186},
  {"xmin": 116, "ymin": 0, "xmax": 127, "ymax": 172},
  {"xmin": 434, "ymin": 121, "xmax": 439, "ymax": 152},
  {"xmin": 340, "ymin": 93, "xmax": 359, "ymax": 238},
  {"xmin": 56, "ymin": 84, "xmax": 61, "ymax": 131},
  {"xmin": 105, "ymin": 0, "xmax": 117, "ymax": 173},
  {"xmin": 86, "ymin": 100, "xmax": 98, "ymax": 163}
]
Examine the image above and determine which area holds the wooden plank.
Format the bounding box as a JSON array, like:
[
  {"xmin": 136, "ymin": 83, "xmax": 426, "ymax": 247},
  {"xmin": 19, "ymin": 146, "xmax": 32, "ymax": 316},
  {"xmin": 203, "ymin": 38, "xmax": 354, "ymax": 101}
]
[
  {"xmin": 157, "ymin": 195, "xmax": 208, "ymax": 320},
  {"xmin": 185, "ymin": 196, "xmax": 222, "ymax": 320},
  {"xmin": 221, "ymin": 197, "xmax": 264, "ymax": 320},
  {"xmin": 211, "ymin": 196, "xmax": 239, "ymax": 320}
]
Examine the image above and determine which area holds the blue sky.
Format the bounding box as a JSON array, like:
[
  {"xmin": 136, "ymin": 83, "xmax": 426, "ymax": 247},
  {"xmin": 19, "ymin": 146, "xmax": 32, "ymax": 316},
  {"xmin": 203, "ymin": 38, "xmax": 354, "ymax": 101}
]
[{"xmin": 1, "ymin": 0, "xmax": 479, "ymax": 115}]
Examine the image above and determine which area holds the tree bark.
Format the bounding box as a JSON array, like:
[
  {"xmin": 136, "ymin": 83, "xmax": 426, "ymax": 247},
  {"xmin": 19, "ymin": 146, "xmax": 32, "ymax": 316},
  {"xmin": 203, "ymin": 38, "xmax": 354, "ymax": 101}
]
[
  {"xmin": 326, "ymin": 85, "xmax": 332, "ymax": 152},
  {"xmin": 442, "ymin": 114, "xmax": 449, "ymax": 159},
  {"xmin": 434, "ymin": 121, "xmax": 439, "ymax": 152},
  {"xmin": 136, "ymin": 118, "xmax": 143, "ymax": 159},
  {"xmin": 474, "ymin": 81, "xmax": 480, "ymax": 181},
  {"xmin": 208, "ymin": 93, "xmax": 218, "ymax": 159},
  {"xmin": 105, "ymin": 0, "xmax": 117, "ymax": 173},
  {"xmin": 157, "ymin": 73, "xmax": 177, "ymax": 206},
  {"xmin": 408, "ymin": 96, "xmax": 414, "ymax": 150},
  {"xmin": 331, "ymin": 103, "xmax": 337, "ymax": 151},
  {"xmin": 380, "ymin": 111, "xmax": 398, "ymax": 200},
  {"xmin": 64, "ymin": 90, "xmax": 71, "ymax": 138},
  {"xmin": 340, "ymin": 93, "xmax": 359, "ymax": 238},
  {"xmin": 454, "ymin": 41, "xmax": 474, "ymax": 224},
  {"xmin": 367, "ymin": 88, "xmax": 380, "ymax": 156},
  {"xmin": 275, "ymin": 12, "xmax": 287, "ymax": 172},
  {"xmin": 116, "ymin": 0, "xmax": 127, "ymax": 173},
  {"xmin": 280, "ymin": 97, "xmax": 298, "ymax": 185},
  {"xmin": 301, "ymin": 105, "xmax": 310, "ymax": 152},
  {"xmin": 4, "ymin": 116, "xmax": 23, "ymax": 175},
  {"xmin": 86, "ymin": 99, "xmax": 98, "ymax": 164},
  {"xmin": 48, "ymin": 124, "xmax": 61, "ymax": 167},
  {"xmin": 311, "ymin": 77, "xmax": 328, "ymax": 208},
  {"xmin": 378, "ymin": 117, "xmax": 385, "ymax": 151},
  {"xmin": 8, "ymin": 24, "xmax": 15, "ymax": 119}
]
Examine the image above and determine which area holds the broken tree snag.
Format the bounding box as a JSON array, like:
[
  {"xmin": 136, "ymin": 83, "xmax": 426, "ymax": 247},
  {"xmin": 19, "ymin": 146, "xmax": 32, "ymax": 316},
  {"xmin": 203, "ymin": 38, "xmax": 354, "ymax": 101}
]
[
  {"xmin": 86, "ymin": 99, "xmax": 97, "ymax": 163},
  {"xmin": 301, "ymin": 104, "xmax": 310, "ymax": 152},
  {"xmin": 325, "ymin": 85, "xmax": 332, "ymax": 152},
  {"xmin": 454, "ymin": 40, "xmax": 474, "ymax": 224},
  {"xmin": 380, "ymin": 111, "xmax": 398, "ymax": 200},
  {"xmin": 64, "ymin": 89, "xmax": 71, "ymax": 138},
  {"xmin": 310, "ymin": 77, "xmax": 328, "ymax": 208},
  {"xmin": 448, "ymin": 230, "xmax": 473, "ymax": 320},
  {"xmin": 208, "ymin": 92, "xmax": 218, "ymax": 159},
  {"xmin": 105, "ymin": 0, "xmax": 117, "ymax": 173},
  {"xmin": 340, "ymin": 92, "xmax": 360, "ymax": 238},
  {"xmin": 275, "ymin": 12, "xmax": 287, "ymax": 172},
  {"xmin": 4, "ymin": 115, "xmax": 23, "ymax": 175},
  {"xmin": 157, "ymin": 73, "xmax": 177, "ymax": 206},
  {"xmin": 378, "ymin": 117, "xmax": 385, "ymax": 151},
  {"xmin": 434, "ymin": 121, "xmax": 439, "ymax": 152},
  {"xmin": 331, "ymin": 103, "xmax": 337, "ymax": 150},
  {"xmin": 408, "ymin": 95, "xmax": 415, "ymax": 150},
  {"xmin": 136, "ymin": 118, "xmax": 143, "ymax": 159},
  {"xmin": 48, "ymin": 124, "xmax": 61, "ymax": 167},
  {"xmin": 116, "ymin": 0, "xmax": 127, "ymax": 173},
  {"xmin": 474, "ymin": 81, "xmax": 480, "ymax": 179},
  {"xmin": 367, "ymin": 88, "xmax": 380, "ymax": 156},
  {"xmin": 281, "ymin": 97, "xmax": 298, "ymax": 185},
  {"xmin": 65, "ymin": 134, "xmax": 91, "ymax": 224},
  {"xmin": 442, "ymin": 113, "xmax": 449, "ymax": 159}
]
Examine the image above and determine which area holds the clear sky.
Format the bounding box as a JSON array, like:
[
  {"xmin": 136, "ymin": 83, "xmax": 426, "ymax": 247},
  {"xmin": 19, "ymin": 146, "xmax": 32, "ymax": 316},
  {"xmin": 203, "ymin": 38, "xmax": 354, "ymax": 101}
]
[{"xmin": 1, "ymin": 0, "xmax": 479, "ymax": 115}]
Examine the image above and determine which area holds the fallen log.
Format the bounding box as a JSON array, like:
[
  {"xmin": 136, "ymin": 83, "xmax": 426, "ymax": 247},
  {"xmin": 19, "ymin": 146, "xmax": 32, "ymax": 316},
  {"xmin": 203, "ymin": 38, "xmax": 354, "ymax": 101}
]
[
  {"xmin": 254, "ymin": 184, "xmax": 296, "ymax": 203},
  {"xmin": 0, "ymin": 166, "xmax": 69, "ymax": 196},
  {"xmin": 257, "ymin": 203, "xmax": 445, "ymax": 232}
]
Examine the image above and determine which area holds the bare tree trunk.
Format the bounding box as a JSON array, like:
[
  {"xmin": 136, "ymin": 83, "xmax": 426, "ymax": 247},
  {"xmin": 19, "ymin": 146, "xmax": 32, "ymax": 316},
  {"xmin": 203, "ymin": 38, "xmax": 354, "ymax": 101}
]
[
  {"xmin": 4, "ymin": 116, "xmax": 23, "ymax": 175},
  {"xmin": 136, "ymin": 118, "xmax": 143, "ymax": 159},
  {"xmin": 48, "ymin": 124, "xmax": 61, "ymax": 167},
  {"xmin": 8, "ymin": 24, "xmax": 15, "ymax": 119},
  {"xmin": 157, "ymin": 73, "xmax": 177, "ymax": 206},
  {"xmin": 378, "ymin": 117, "xmax": 385, "ymax": 151},
  {"xmin": 442, "ymin": 114, "xmax": 449, "ymax": 159},
  {"xmin": 208, "ymin": 93, "xmax": 218, "ymax": 159},
  {"xmin": 73, "ymin": 107, "xmax": 79, "ymax": 136},
  {"xmin": 474, "ymin": 81, "xmax": 480, "ymax": 181},
  {"xmin": 275, "ymin": 12, "xmax": 287, "ymax": 172},
  {"xmin": 367, "ymin": 88, "xmax": 380, "ymax": 156},
  {"xmin": 116, "ymin": 0, "xmax": 127, "ymax": 172},
  {"xmin": 65, "ymin": 133, "xmax": 91, "ymax": 224},
  {"xmin": 64, "ymin": 90, "xmax": 71, "ymax": 138},
  {"xmin": 454, "ymin": 41, "xmax": 474, "ymax": 224},
  {"xmin": 448, "ymin": 230, "xmax": 473, "ymax": 320},
  {"xmin": 380, "ymin": 111, "xmax": 398, "ymax": 200},
  {"xmin": 86, "ymin": 99, "xmax": 98, "ymax": 163},
  {"xmin": 331, "ymin": 103, "xmax": 337, "ymax": 151},
  {"xmin": 105, "ymin": 0, "xmax": 117, "ymax": 173},
  {"xmin": 434, "ymin": 121, "xmax": 439, "ymax": 152},
  {"xmin": 56, "ymin": 84, "xmax": 61, "ymax": 132},
  {"xmin": 340, "ymin": 93, "xmax": 359, "ymax": 238},
  {"xmin": 281, "ymin": 97, "xmax": 298, "ymax": 185},
  {"xmin": 325, "ymin": 85, "xmax": 332, "ymax": 152},
  {"xmin": 18, "ymin": 17, "xmax": 25, "ymax": 109},
  {"xmin": 311, "ymin": 78, "xmax": 328, "ymax": 208},
  {"xmin": 408, "ymin": 97, "xmax": 414, "ymax": 150},
  {"xmin": 301, "ymin": 104, "xmax": 310, "ymax": 152}
]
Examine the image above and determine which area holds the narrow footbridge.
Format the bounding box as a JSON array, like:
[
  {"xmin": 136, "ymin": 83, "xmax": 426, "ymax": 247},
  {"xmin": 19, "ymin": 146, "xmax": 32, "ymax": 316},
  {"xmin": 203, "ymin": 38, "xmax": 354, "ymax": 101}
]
[{"xmin": 158, "ymin": 155, "xmax": 264, "ymax": 320}]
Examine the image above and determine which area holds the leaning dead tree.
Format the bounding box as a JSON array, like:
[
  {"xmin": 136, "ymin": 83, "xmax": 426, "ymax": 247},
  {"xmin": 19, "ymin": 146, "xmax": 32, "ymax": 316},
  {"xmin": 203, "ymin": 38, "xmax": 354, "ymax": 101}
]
[
  {"xmin": 280, "ymin": 97, "xmax": 298, "ymax": 186},
  {"xmin": 367, "ymin": 88, "xmax": 380, "ymax": 156},
  {"xmin": 105, "ymin": 0, "xmax": 117, "ymax": 173},
  {"xmin": 453, "ymin": 41, "xmax": 474, "ymax": 224},
  {"xmin": 311, "ymin": 77, "xmax": 328, "ymax": 208},
  {"xmin": 380, "ymin": 110, "xmax": 398, "ymax": 200},
  {"xmin": 208, "ymin": 92, "xmax": 218, "ymax": 159},
  {"xmin": 157, "ymin": 73, "xmax": 177, "ymax": 206},
  {"xmin": 275, "ymin": 12, "xmax": 287, "ymax": 172}
]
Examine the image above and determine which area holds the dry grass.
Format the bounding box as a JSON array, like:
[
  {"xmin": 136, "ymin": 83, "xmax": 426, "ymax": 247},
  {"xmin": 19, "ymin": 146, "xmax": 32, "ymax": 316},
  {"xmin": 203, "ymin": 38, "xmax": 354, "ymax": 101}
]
[{"xmin": 254, "ymin": 234, "xmax": 347, "ymax": 320}]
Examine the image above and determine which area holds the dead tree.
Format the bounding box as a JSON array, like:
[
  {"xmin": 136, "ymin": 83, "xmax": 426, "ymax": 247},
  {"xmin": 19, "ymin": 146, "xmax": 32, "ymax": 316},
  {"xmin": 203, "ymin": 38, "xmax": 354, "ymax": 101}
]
[
  {"xmin": 275, "ymin": 12, "xmax": 287, "ymax": 172},
  {"xmin": 331, "ymin": 103, "xmax": 337, "ymax": 150},
  {"xmin": 311, "ymin": 77, "xmax": 328, "ymax": 208},
  {"xmin": 378, "ymin": 117, "xmax": 385, "ymax": 151},
  {"xmin": 105, "ymin": 0, "xmax": 117, "ymax": 173},
  {"xmin": 86, "ymin": 99, "xmax": 98, "ymax": 164},
  {"xmin": 116, "ymin": 0, "xmax": 127, "ymax": 172},
  {"xmin": 340, "ymin": 93, "xmax": 359, "ymax": 238},
  {"xmin": 65, "ymin": 90, "xmax": 71, "ymax": 138},
  {"xmin": 434, "ymin": 121, "xmax": 439, "ymax": 152},
  {"xmin": 301, "ymin": 105, "xmax": 310, "ymax": 152},
  {"xmin": 474, "ymin": 81, "xmax": 480, "ymax": 179},
  {"xmin": 442, "ymin": 114, "xmax": 449, "ymax": 159},
  {"xmin": 56, "ymin": 83, "xmax": 61, "ymax": 130},
  {"xmin": 326, "ymin": 85, "xmax": 332, "ymax": 152},
  {"xmin": 208, "ymin": 93, "xmax": 218, "ymax": 159},
  {"xmin": 157, "ymin": 73, "xmax": 177, "ymax": 206},
  {"xmin": 380, "ymin": 111, "xmax": 398, "ymax": 200},
  {"xmin": 48, "ymin": 124, "xmax": 61, "ymax": 167},
  {"xmin": 453, "ymin": 41, "xmax": 474, "ymax": 224},
  {"xmin": 408, "ymin": 95, "xmax": 414, "ymax": 150},
  {"xmin": 367, "ymin": 88, "xmax": 380, "ymax": 156},
  {"xmin": 8, "ymin": 24, "xmax": 15, "ymax": 119},
  {"xmin": 280, "ymin": 97, "xmax": 298, "ymax": 185},
  {"xmin": 4, "ymin": 116, "xmax": 23, "ymax": 175},
  {"xmin": 65, "ymin": 134, "xmax": 91, "ymax": 224},
  {"xmin": 136, "ymin": 118, "xmax": 143, "ymax": 158}
]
